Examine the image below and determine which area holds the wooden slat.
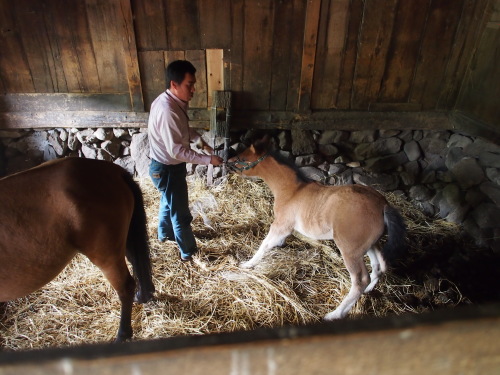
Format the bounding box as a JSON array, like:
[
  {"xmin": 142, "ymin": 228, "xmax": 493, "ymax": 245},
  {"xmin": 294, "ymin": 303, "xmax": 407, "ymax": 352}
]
[
  {"xmin": 285, "ymin": 0, "xmax": 308, "ymax": 112},
  {"xmin": 199, "ymin": 0, "xmax": 231, "ymax": 49},
  {"xmin": 311, "ymin": 0, "xmax": 350, "ymax": 109},
  {"xmin": 14, "ymin": 1, "xmax": 59, "ymax": 92},
  {"xmin": 164, "ymin": 0, "xmax": 200, "ymax": 50},
  {"xmin": 351, "ymin": 0, "xmax": 398, "ymax": 110},
  {"xmin": 164, "ymin": 51, "xmax": 186, "ymax": 67},
  {"xmin": 298, "ymin": 0, "xmax": 322, "ymax": 112},
  {"xmin": 206, "ymin": 49, "xmax": 224, "ymax": 107},
  {"xmin": 85, "ymin": 0, "xmax": 128, "ymax": 93},
  {"xmin": 269, "ymin": 0, "xmax": 298, "ymax": 111},
  {"xmin": 48, "ymin": 0, "xmax": 95, "ymax": 93},
  {"xmin": 186, "ymin": 50, "xmax": 208, "ymax": 108},
  {"xmin": 39, "ymin": 1, "xmax": 68, "ymax": 93},
  {"xmin": 410, "ymin": 0, "xmax": 464, "ymax": 109},
  {"xmin": 229, "ymin": 0, "xmax": 245, "ymax": 110},
  {"xmin": 118, "ymin": 0, "xmax": 144, "ymax": 111},
  {"xmin": 66, "ymin": 0, "xmax": 102, "ymax": 92},
  {"xmin": 131, "ymin": 0, "xmax": 168, "ymax": 50},
  {"xmin": 378, "ymin": 0, "xmax": 430, "ymax": 103},
  {"xmin": 438, "ymin": 0, "xmax": 491, "ymax": 109},
  {"xmin": 0, "ymin": 3, "xmax": 34, "ymax": 92},
  {"xmin": 336, "ymin": 0, "xmax": 364, "ymax": 109},
  {"xmin": 243, "ymin": 0, "xmax": 275, "ymax": 110},
  {"xmin": 138, "ymin": 51, "xmax": 166, "ymax": 111}
]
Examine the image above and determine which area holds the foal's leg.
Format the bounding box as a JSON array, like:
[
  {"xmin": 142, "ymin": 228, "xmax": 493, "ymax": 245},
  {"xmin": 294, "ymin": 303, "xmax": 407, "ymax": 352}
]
[
  {"xmin": 364, "ymin": 246, "xmax": 386, "ymax": 293},
  {"xmin": 241, "ymin": 222, "xmax": 292, "ymax": 269},
  {"xmin": 324, "ymin": 254, "xmax": 370, "ymax": 320}
]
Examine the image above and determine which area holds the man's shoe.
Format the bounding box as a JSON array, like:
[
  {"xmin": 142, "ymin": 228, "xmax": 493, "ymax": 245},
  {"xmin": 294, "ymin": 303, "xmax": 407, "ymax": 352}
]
[
  {"xmin": 159, "ymin": 236, "xmax": 175, "ymax": 243},
  {"xmin": 180, "ymin": 254, "xmax": 193, "ymax": 262}
]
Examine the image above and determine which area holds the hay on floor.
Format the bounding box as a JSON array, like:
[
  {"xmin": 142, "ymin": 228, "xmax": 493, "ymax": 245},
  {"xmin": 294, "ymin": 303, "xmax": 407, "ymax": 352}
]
[{"xmin": 0, "ymin": 174, "xmax": 468, "ymax": 350}]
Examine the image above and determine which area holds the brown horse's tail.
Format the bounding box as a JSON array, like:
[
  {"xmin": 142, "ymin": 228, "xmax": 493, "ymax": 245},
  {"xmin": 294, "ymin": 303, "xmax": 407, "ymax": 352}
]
[
  {"xmin": 381, "ymin": 205, "xmax": 407, "ymax": 266},
  {"xmin": 123, "ymin": 172, "xmax": 155, "ymax": 303}
]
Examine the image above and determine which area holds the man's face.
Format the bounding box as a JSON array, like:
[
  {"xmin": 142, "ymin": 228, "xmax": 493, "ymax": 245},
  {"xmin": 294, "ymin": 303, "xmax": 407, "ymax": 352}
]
[{"xmin": 171, "ymin": 72, "xmax": 196, "ymax": 102}]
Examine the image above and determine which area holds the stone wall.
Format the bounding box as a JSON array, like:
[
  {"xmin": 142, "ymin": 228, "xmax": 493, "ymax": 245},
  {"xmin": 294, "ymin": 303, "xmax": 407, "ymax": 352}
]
[{"xmin": 1, "ymin": 127, "xmax": 499, "ymax": 252}]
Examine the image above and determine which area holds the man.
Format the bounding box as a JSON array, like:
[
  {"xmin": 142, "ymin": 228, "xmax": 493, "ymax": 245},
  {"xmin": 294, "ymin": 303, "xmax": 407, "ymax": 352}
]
[{"xmin": 148, "ymin": 60, "xmax": 223, "ymax": 262}]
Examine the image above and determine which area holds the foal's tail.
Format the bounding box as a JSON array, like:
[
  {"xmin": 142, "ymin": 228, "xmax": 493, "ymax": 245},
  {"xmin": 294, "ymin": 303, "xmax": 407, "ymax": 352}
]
[
  {"xmin": 381, "ymin": 205, "xmax": 407, "ymax": 266},
  {"xmin": 122, "ymin": 172, "xmax": 155, "ymax": 303}
]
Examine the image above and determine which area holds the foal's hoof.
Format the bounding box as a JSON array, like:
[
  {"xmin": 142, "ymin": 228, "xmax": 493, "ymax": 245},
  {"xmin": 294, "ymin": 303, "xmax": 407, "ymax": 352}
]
[
  {"xmin": 240, "ymin": 261, "xmax": 254, "ymax": 269},
  {"xmin": 323, "ymin": 311, "xmax": 343, "ymax": 321}
]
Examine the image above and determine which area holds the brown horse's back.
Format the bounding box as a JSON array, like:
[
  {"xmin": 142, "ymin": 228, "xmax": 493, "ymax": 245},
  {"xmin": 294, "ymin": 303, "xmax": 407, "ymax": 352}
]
[{"xmin": 0, "ymin": 158, "xmax": 134, "ymax": 301}]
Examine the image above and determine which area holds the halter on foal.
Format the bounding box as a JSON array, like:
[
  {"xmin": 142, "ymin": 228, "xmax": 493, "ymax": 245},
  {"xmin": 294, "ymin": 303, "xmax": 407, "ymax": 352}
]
[
  {"xmin": 0, "ymin": 158, "xmax": 155, "ymax": 342},
  {"xmin": 228, "ymin": 137, "xmax": 406, "ymax": 320}
]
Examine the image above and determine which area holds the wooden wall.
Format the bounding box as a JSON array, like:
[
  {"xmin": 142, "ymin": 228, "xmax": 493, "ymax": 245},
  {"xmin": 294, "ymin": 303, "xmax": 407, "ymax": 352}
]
[
  {"xmin": 456, "ymin": 0, "xmax": 500, "ymax": 128},
  {"xmin": 0, "ymin": 0, "xmax": 497, "ymax": 130}
]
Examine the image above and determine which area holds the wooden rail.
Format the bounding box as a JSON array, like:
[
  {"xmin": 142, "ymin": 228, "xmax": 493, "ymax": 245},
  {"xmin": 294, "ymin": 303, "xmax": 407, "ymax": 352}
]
[{"xmin": 0, "ymin": 304, "xmax": 498, "ymax": 375}]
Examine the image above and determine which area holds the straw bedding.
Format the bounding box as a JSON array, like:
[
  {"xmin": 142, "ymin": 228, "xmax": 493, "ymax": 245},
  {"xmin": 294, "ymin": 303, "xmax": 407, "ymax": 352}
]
[{"xmin": 0, "ymin": 174, "xmax": 477, "ymax": 350}]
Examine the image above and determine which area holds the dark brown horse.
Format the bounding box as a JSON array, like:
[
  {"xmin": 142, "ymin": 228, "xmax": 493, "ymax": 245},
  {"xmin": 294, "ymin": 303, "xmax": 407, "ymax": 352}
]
[
  {"xmin": 0, "ymin": 157, "xmax": 155, "ymax": 342},
  {"xmin": 229, "ymin": 137, "xmax": 406, "ymax": 319}
]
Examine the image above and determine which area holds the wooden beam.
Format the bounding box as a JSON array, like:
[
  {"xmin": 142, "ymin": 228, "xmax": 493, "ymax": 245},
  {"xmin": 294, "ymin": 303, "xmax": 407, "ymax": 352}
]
[
  {"xmin": 0, "ymin": 109, "xmax": 208, "ymax": 130},
  {"xmin": 0, "ymin": 93, "xmax": 131, "ymax": 112},
  {"xmin": 232, "ymin": 110, "xmax": 453, "ymax": 131},
  {"xmin": 0, "ymin": 108, "xmax": 455, "ymax": 132},
  {"xmin": 298, "ymin": 0, "xmax": 322, "ymax": 112}
]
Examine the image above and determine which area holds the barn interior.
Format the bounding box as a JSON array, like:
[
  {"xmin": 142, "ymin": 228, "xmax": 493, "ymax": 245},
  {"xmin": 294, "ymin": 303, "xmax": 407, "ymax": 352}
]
[{"xmin": 0, "ymin": 0, "xmax": 499, "ymax": 373}]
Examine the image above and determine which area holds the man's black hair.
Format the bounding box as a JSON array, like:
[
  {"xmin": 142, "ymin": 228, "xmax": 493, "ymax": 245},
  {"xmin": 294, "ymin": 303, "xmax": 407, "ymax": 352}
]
[{"xmin": 166, "ymin": 60, "xmax": 196, "ymax": 89}]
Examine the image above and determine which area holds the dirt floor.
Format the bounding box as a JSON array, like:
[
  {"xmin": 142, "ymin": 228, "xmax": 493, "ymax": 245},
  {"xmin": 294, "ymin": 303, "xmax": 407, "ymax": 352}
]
[{"xmin": 1, "ymin": 175, "xmax": 499, "ymax": 351}]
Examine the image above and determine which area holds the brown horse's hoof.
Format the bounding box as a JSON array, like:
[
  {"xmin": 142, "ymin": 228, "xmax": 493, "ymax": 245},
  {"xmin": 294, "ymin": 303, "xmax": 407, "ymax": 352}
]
[
  {"xmin": 115, "ymin": 327, "xmax": 133, "ymax": 343},
  {"xmin": 134, "ymin": 290, "xmax": 154, "ymax": 304}
]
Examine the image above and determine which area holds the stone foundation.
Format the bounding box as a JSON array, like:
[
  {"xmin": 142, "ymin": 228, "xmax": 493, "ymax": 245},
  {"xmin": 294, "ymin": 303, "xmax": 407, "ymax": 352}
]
[{"xmin": 1, "ymin": 127, "xmax": 499, "ymax": 252}]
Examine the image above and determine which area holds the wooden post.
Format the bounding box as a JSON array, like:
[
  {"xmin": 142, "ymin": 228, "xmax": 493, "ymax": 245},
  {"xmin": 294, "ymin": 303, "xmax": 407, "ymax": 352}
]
[{"xmin": 208, "ymin": 91, "xmax": 232, "ymax": 184}]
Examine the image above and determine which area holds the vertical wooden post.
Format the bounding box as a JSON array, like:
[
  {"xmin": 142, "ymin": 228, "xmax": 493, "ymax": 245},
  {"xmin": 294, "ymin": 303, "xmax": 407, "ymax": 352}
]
[
  {"xmin": 298, "ymin": 0, "xmax": 321, "ymax": 112},
  {"xmin": 208, "ymin": 90, "xmax": 232, "ymax": 184}
]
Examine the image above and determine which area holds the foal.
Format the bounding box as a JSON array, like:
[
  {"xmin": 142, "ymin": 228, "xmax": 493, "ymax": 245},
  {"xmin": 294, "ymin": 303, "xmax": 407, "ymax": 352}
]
[{"xmin": 229, "ymin": 138, "xmax": 406, "ymax": 320}]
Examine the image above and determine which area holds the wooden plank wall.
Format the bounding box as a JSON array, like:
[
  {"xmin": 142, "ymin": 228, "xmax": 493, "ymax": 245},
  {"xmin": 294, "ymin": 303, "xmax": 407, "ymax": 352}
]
[
  {"xmin": 0, "ymin": 0, "xmax": 497, "ymax": 129},
  {"xmin": 0, "ymin": 0, "xmax": 142, "ymax": 110},
  {"xmin": 456, "ymin": 0, "xmax": 500, "ymax": 127}
]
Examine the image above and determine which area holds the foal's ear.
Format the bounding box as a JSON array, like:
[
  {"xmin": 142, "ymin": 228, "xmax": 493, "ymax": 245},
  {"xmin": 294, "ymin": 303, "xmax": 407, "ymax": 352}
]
[{"xmin": 253, "ymin": 134, "xmax": 271, "ymax": 153}]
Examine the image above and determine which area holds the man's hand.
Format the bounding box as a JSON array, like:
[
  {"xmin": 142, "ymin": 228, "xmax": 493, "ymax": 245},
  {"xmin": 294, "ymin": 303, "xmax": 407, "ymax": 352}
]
[
  {"xmin": 210, "ymin": 155, "xmax": 224, "ymax": 166},
  {"xmin": 202, "ymin": 144, "xmax": 214, "ymax": 154}
]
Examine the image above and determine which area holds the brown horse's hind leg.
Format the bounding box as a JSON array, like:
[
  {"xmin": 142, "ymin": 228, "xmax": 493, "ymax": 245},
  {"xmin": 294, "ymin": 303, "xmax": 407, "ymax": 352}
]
[
  {"xmin": 96, "ymin": 259, "xmax": 136, "ymax": 342},
  {"xmin": 324, "ymin": 253, "xmax": 370, "ymax": 320}
]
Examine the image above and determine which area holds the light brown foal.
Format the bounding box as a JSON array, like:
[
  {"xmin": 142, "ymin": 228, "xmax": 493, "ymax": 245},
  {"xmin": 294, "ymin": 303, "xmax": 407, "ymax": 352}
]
[{"xmin": 229, "ymin": 137, "xmax": 406, "ymax": 320}]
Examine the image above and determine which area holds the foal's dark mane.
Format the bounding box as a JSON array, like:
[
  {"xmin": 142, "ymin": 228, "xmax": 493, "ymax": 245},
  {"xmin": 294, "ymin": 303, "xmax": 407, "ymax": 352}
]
[{"xmin": 269, "ymin": 150, "xmax": 311, "ymax": 183}]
